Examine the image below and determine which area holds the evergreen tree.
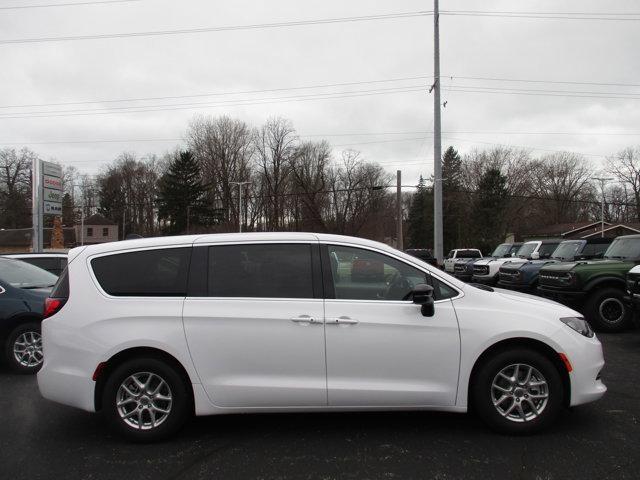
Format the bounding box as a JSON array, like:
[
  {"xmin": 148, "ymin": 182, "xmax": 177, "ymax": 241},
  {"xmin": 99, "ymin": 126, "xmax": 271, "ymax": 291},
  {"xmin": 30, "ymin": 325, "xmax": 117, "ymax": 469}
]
[
  {"xmin": 472, "ymin": 168, "xmax": 509, "ymax": 253},
  {"xmin": 407, "ymin": 176, "xmax": 434, "ymax": 248},
  {"xmin": 442, "ymin": 146, "xmax": 463, "ymax": 250},
  {"xmin": 61, "ymin": 193, "xmax": 76, "ymax": 226},
  {"xmin": 157, "ymin": 151, "xmax": 206, "ymax": 234}
]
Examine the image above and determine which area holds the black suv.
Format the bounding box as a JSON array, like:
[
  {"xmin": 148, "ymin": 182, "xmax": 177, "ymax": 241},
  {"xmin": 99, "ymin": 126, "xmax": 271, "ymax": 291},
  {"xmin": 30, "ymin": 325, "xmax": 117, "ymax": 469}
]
[{"xmin": 0, "ymin": 257, "xmax": 57, "ymax": 373}]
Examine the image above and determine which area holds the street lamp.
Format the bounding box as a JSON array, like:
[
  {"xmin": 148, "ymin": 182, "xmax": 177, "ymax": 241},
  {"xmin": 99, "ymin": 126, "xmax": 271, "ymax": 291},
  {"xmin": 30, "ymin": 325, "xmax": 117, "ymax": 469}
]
[{"xmin": 230, "ymin": 181, "xmax": 251, "ymax": 233}]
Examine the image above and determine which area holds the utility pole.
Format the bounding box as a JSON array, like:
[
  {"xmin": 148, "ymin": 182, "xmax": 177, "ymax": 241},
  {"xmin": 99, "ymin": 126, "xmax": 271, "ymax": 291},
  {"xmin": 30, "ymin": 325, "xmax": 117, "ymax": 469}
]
[
  {"xmin": 396, "ymin": 170, "xmax": 403, "ymax": 250},
  {"xmin": 433, "ymin": 0, "xmax": 443, "ymax": 265},
  {"xmin": 231, "ymin": 181, "xmax": 251, "ymax": 233},
  {"xmin": 31, "ymin": 158, "xmax": 41, "ymax": 252},
  {"xmin": 592, "ymin": 177, "xmax": 613, "ymax": 237}
]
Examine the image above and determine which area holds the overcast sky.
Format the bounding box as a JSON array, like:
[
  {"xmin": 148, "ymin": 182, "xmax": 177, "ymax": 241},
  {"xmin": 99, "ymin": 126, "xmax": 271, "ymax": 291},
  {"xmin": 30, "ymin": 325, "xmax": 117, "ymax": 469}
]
[{"xmin": 1, "ymin": 0, "xmax": 639, "ymax": 184}]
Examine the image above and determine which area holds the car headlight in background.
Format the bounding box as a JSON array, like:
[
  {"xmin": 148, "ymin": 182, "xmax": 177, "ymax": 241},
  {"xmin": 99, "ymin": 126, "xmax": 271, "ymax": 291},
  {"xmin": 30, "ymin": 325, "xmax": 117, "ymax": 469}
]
[{"xmin": 560, "ymin": 317, "xmax": 594, "ymax": 338}]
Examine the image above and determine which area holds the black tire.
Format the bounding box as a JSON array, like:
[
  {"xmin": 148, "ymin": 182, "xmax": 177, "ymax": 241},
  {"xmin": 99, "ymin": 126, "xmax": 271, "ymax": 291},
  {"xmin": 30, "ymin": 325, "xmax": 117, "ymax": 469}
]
[
  {"xmin": 471, "ymin": 348, "xmax": 564, "ymax": 435},
  {"xmin": 584, "ymin": 287, "xmax": 631, "ymax": 332},
  {"xmin": 4, "ymin": 322, "xmax": 43, "ymax": 374},
  {"xmin": 102, "ymin": 357, "xmax": 191, "ymax": 442}
]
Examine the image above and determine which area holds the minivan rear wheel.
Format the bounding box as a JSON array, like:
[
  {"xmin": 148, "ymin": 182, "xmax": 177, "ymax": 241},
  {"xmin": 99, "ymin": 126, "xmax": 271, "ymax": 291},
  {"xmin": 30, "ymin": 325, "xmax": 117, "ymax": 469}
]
[
  {"xmin": 471, "ymin": 348, "xmax": 563, "ymax": 434},
  {"xmin": 102, "ymin": 357, "xmax": 191, "ymax": 442},
  {"xmin": 4, "ymin": 322, "xmax": 43, "ymax": 374}
]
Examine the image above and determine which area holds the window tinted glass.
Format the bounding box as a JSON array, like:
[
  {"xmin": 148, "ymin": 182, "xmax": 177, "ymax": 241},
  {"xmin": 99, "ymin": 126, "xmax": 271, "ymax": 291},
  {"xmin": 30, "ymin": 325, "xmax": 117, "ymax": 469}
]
[
  {"xmin": 22, "ymin": 257, "xmax": 60, "ymax": 272},
  {"xmin": 92, "ymin": 248, "xmax": 191, "ymax": 296},
  {"xmin": 431, "ymin": 276, "xmax": 458, "ymax": 300},
  {"xmin": 51, "ymin": 268, "xmax": 69, "ymax": 298},
  {"xmin": 208, "ymin": 244, "xmax": 314, "ymax": 298},
  {"xmin": 582, "ymin": 242, "xmax": 609, "ymax": 257},
  {"xmin": 458, "ymin": 250, "xmax": 481, "ymax": 258},
  {"xmin": 0, "ymin": 258, "xmax": 58, "ymax": 288},
  {"xmin": 539, "ymin": 243, "xmax": 560, "ymax": 256},
  {"xmin": 327, "ymin": 245, "xmax": 430, "ymax": 301}
]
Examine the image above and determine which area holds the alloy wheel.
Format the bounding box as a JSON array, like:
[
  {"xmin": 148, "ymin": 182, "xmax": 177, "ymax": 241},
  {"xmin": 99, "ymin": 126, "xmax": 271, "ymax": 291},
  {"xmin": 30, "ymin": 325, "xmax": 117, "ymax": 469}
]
[
  {"xmin": 13, "ymin": 331, "xmax": 43, "ymax": 368},
  {"xmin": 116, "ymin": 372, "xmax": 173, "ymax": 430},
  {"xmin": 599, "ymin": 298, "xmax": 625, "ymax": 324},
  {"xmin": 491, "ymin": 363, "xmax": 549, "ymax": 423}
]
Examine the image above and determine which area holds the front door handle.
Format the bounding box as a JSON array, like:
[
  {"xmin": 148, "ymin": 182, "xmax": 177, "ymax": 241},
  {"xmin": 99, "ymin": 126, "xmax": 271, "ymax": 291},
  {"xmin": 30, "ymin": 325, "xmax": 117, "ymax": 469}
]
[
  {"xmin": 290, "ymin": 315, "xmax": 321, "ymax": 325},
  {"xmin": 329, "ymin": 316, "xmax": 359, "ymax": 325}
]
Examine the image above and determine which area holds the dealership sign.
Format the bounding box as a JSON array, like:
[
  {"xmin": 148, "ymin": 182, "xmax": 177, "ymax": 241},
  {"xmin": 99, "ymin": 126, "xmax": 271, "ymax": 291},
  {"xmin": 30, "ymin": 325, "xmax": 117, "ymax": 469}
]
[{"xmin": 41, "ymin": 161, "xmax": 63, "ymax": 215}]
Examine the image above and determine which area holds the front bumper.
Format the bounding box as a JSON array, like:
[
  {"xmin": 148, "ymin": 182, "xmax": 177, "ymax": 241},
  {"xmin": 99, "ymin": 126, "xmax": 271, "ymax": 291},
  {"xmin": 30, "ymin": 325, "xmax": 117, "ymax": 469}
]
[
  {"xmin": 623, "ymin": 291, "xmax": 640, "ymax": 328},
  {"xmin": 565, "ymin": 334, "xmax": 607, "ymax": 407},
  {"xmin": 471, "ymin": 275, "xmax": 498, "ymax": 286},
  {"xmin": 537, "ymin": 286, "xmax": 585, "ymax": 305}
]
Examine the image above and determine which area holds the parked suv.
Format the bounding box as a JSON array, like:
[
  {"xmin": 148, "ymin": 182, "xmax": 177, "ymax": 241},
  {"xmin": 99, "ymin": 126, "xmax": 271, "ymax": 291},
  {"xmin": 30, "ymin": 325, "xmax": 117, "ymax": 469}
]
[
  {"xmin": 624, "ymin": 264, "xmax": 640, "ymax": 328},
  {"xmin": 0, "ymin": 257, "xmax": 58, "ymax": 373},
  {"xmin": 472, "ymin": 240, "xmax": 561, "ymax": 286},
  {"xmin": 538, "ymin": 234, "xmax": 640, "ymax": 332},
  {"xmin": 38, "ymin": 233, "xmax": 605, "ymax": 441},
  {"xmin": 404, "ymin": 248, "xmax": 438, "ymax": 267},
  {"xmin": 2, "ymin": 253, "xmax": 67, "ymax": 276},
  {"xmin": 443, "ymin": 249, "xmax": 482, "ymax": 273},
  {"xmin": 454, "ymin": 242, "xmax": 521, "ymax": 282},
  {"xmin": 498, "ymin": 238, "xmax": 613, "ymax": 293}
]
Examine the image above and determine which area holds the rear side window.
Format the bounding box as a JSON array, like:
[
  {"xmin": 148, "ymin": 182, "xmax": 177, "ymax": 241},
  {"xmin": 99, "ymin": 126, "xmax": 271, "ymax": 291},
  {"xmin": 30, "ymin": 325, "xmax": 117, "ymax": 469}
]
[
  {"xmin": 91, "ymin": 248, "xmax": 192, "ymax": 296},
  {"xmin": 50, "ymin": 268, "xmax": 69, "ymax": 299},
  {"xmin": 208, "ymin": 244, "xmax": 314, "ymax": 298}
]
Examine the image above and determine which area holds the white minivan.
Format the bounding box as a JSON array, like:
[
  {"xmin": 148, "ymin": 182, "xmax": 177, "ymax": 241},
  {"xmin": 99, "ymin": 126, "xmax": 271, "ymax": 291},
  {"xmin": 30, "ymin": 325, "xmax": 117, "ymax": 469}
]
[{"xmin": 38, "ymin": 233, "xmax": 606, "ymax": 441}]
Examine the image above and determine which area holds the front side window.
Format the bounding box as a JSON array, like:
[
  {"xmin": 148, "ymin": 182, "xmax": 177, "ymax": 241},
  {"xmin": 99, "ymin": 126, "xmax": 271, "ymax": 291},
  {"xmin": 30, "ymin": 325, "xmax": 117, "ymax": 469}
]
[
  {"xmin": 458, "ymin": 249, "xmax": 481, "ymax": 258},
  {"xmin": 539, "ymin": 243, "xmax": 560, "ymax": 257},
  {"xmin": 208, "ymin": 244, "xmax": 314, "ymax": 298},
  {"xmin": 326, "ymin": 245, "xmax": 456, "ymax": 301},
  {"xmin": 91, "ymin": 247, "xmax": 191, "ymax": 296}
]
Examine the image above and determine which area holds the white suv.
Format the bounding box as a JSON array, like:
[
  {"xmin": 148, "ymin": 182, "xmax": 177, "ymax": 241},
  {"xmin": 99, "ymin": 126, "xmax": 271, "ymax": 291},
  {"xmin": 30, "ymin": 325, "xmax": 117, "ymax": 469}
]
[
  {"xmin": 443, "ymin": 249, "xmax": 482, "ymax": 273},
  {"xmin": 38, "ymin": 233, "xmax": 605, "ymax": 441}
]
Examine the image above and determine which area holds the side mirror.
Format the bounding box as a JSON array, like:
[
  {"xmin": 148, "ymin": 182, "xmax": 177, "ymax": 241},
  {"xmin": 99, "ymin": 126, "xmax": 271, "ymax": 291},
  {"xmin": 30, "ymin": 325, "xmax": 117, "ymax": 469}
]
[
  {"xmin": 531, "ymin": 252, "xmax": 540, "ymax": 260},
  {"xmin": 411, "ymin": 283, "xmax": 435, "ymax": 317}
]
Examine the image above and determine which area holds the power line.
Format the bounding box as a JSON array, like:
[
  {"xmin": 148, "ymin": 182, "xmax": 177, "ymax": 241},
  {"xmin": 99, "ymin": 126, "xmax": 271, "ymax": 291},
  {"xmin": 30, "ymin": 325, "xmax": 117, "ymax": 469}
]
[
  {"xmin": 0, "ymin": 0, "xmax": 138, "ymax": 10},
  {"xmin": 446, "ymin": 86, "xmax": 640, "ymax": 101},
  {"xmin": 440, "ymin": 11, "xmax": 640, "ymax": 21},
  {"xmin": 0, "ymin": 10, "xmax": 433, "ymax": 45},
  {"xmin": 445, "ymin": 75, "xmax": 640, "ymax": 88},
  {"xmin": 0, "ymin": 75, "xmax": 431, "ymax": 109},
  {"xmin": 0, "ymin": 85, "xmax": 428, "ymax": 119}
]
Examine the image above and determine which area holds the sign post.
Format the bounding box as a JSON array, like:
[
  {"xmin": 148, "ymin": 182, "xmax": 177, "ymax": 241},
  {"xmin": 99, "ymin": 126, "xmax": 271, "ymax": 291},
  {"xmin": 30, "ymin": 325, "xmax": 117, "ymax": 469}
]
[{"xmin": 32, "ymin": 160, "xmax": 63, "ymax": 252}]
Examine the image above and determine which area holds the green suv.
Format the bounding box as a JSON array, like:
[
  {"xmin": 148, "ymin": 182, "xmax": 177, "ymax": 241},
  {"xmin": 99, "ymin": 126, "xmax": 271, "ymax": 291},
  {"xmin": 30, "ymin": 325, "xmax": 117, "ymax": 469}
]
[{"xmin": 537, "ymin": 234, "xmax": 640, "ymax": 332}]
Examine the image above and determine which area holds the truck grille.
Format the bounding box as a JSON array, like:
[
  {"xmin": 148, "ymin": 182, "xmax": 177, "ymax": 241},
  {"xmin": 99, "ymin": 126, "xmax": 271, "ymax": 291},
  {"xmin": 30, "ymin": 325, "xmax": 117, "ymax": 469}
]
[
  {"xmin": 539, "ymin": 270, "xmax": 572, "ymax": 287},
  {"xmin": 498, "ymin": 268, "xmax": 520, "ymax": 284},
  {"xmin": 454, "ymin": 263, "xmax": 468, "ymax": 274},
  {"xmin": 473, "ymin": 265, "xmax": 489, "ymax": 276}
]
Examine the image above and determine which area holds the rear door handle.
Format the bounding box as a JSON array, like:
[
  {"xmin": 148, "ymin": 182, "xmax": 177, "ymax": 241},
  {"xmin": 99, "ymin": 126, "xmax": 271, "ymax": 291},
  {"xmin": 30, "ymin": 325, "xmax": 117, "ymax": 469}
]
[
  {"xmin": 329, "ymin": 316, "xmax": 359, "ymax": 325},
  {"xmin": 290, "ymin": 315, "xmax": 321, "ymax": 325}
]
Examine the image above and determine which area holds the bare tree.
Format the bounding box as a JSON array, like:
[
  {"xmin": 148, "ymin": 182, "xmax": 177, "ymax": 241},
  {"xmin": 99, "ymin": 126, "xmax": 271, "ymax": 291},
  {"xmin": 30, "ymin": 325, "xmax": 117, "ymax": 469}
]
[
  {"xmin": 0, "ymin": 147, "xmax": 37, "ymax": 228},
  {"xmin": 607, "ymin": 146, "xmax": 640, "ymax": 221}
]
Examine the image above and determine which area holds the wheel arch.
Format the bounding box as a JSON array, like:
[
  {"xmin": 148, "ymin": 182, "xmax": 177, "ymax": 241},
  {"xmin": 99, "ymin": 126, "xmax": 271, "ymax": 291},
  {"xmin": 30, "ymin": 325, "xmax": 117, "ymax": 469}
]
[
  {"xmin": 468, "ymin": 337, "xmax": 571, "ymax": 409},
  {"xmin": 0, "ymin": 313, "xmax": 42, "ymax": 340},
  {"xmin": 94, "ymin": 346, "xmax": 194, "ymax": 412},
  {"xmin": 583, "ymin": 276, "xmax": 625, "ymax": 293}
]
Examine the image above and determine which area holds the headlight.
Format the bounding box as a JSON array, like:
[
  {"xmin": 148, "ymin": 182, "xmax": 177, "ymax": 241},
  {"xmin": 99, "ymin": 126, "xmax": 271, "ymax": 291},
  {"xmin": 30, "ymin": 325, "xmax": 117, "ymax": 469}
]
[{"xmin": 560, "ymin": 317, "xmax": 594, "ymax": 338}]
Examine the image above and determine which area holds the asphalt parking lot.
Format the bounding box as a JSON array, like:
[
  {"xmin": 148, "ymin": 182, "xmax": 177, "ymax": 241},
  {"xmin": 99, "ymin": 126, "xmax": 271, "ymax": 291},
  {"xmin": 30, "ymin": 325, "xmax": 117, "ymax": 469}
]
[{"xmin": 2, "ymin": 332, "xmax": 639, "ymax": 480}]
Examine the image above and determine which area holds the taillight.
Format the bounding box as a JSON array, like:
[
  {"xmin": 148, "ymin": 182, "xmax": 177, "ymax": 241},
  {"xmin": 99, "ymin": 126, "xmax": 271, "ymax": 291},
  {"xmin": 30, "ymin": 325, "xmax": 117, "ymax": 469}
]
[{"xmin": 43, "ymin": 297, "xmax": 66, "ymax": 319}]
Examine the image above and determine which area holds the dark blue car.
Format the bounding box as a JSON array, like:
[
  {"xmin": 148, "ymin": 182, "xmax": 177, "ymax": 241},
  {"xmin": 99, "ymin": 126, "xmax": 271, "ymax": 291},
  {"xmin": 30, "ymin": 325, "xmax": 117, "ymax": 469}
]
[
  {"xmin": 497, "ymin": 238, "xmax": 613, "ymax": 293},
  {"xmin": 0, "ymin": 257, "xmax": 57, "ymax": 373}
]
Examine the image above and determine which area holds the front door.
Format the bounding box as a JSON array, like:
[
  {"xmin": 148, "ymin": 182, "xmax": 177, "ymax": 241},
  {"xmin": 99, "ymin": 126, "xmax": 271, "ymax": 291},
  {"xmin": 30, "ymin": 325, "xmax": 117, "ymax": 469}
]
[
  {"xmin": 183, "ymin": 242, "xmax": 327, "ymax": 408},
  {"xmin": 323, "ymin": 244, "xmax": 461, "ymax": 407}
]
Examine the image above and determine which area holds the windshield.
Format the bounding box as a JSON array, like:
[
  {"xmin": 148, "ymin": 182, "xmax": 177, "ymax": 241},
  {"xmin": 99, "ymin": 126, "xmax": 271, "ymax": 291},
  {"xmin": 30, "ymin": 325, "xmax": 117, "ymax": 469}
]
[
  {"xmin": 0, "ymin": 258, "xmax": 58, "ymax": 289},
  {"xmin": 552, "ymin": 241, "xmax": 584, "ymax": 260},
  {"xmin": 491, "ymin": 244, "xmax": 511, "ymax": 257},
  {"xmin": 604, "ymin": 238, "xmax": 640, "ymax": 260},
  {"xmin": 516, "ymin": 242, "xmax": 538, "ymax": 258}
]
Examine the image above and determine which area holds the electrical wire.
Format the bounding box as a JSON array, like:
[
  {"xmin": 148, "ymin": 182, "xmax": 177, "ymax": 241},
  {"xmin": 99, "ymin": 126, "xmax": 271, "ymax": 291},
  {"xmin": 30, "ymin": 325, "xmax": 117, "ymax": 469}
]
[
  {"xmin": 0, "ymin": 0, "xmax": 138, "ymax": 10},
  {"xmin": 0, "ymin": 10, "xmax": 433, "ymax": 45}
]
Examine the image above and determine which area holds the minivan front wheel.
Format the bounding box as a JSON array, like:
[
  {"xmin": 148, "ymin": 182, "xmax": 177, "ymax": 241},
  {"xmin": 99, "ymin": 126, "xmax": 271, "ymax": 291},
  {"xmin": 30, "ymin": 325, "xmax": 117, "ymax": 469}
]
[
  {"xmin": 471, "ymin": 348, "xmax": 563, "ymax": 434},
  {"xmin": 102, "ymin": 357, "xmax": 191, "ymax": 441}
]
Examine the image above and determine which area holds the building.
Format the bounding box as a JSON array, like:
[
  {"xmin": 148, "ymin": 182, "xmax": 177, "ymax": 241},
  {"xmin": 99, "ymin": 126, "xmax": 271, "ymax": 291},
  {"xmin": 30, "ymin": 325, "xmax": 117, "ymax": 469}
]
[
  {"xmin": 76, "ymin": 214, "xmax": 119, "ymax": 245},
  {"xmin": 523, "ymin": 221, "xmax": 640, "ymax": 241}
]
